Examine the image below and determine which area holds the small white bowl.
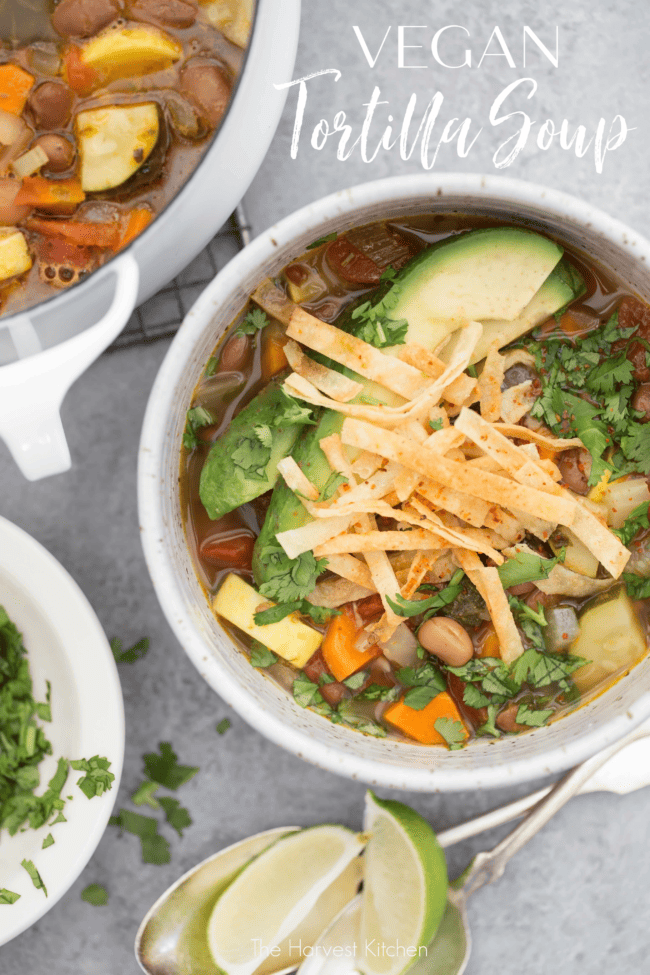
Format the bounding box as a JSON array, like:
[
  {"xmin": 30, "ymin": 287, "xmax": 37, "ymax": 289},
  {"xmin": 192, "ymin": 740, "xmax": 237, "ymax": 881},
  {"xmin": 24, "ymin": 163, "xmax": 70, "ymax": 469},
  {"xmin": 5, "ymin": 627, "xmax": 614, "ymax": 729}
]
[
  {"xmin": 138, "ymin": 173, "xmax": 650, "ymax": 792},
  {"xmin": 0, "ymin": 516, "xmax": 124, "ymax": 945}
]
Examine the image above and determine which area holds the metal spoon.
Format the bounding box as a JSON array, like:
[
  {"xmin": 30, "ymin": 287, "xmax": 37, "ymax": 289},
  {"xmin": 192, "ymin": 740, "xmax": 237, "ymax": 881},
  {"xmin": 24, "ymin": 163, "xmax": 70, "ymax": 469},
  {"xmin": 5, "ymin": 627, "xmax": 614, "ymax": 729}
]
[{"xmin": 296, "ymin": 719, "xmax": 650, "ymax": 975}]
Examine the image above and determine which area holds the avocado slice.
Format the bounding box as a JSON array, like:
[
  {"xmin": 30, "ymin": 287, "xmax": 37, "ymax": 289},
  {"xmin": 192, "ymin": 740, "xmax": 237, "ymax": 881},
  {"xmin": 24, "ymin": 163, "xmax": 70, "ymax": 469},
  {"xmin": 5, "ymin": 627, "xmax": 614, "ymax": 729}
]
[
  {"xmin": 385, "ymin": 227, "xmax": 564, "ymax": 340},
  {"xmin": 199, "ymin": 378, "xmax": 306, "ymax": 521}
]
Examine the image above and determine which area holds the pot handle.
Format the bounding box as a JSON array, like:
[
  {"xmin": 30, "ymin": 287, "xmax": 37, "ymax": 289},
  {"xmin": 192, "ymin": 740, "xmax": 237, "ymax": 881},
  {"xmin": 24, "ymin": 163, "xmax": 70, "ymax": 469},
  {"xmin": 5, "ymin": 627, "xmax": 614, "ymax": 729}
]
[{"xmin": 0, "ymin": 252, "xmax": 139, "ymax": 481}]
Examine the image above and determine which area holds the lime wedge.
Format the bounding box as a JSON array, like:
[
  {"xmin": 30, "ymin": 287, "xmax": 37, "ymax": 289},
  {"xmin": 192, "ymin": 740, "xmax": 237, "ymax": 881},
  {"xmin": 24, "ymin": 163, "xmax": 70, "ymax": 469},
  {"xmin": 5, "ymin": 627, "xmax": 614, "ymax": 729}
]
[
  {"xmin": 207, "ymin": 825, "xmax": 365, "ymax": 975},
  {"xmin": 360, "ymin": 792, "xmax": 448, "ymax": 975}
]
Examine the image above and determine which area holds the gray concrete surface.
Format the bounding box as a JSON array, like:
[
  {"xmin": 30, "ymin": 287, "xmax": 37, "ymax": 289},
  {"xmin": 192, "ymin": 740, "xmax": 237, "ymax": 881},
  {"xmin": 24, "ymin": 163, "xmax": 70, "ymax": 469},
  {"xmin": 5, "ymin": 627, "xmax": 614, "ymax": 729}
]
[{"xmin": 2, "ymin": 1, "xmax": 650, "ymax": 972}]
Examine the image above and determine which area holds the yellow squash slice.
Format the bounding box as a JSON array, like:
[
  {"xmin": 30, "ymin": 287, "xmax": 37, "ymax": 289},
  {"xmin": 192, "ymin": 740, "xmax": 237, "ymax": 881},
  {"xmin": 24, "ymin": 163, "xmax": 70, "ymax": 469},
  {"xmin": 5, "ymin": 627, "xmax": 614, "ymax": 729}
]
[
  {"xmin": 201, "ymin": 0, "xmax": 253, "ymax": 48},
  {"xmin": 0, "ymin": 229, "xmax": 31, "ymax": 281},
  {"xmin": 76, "ymin": 103, "xmax": 159, "ymax": 193},
  {"xmin": 80, "ymin": 26, "xmax": 182, "ymax": 86}
]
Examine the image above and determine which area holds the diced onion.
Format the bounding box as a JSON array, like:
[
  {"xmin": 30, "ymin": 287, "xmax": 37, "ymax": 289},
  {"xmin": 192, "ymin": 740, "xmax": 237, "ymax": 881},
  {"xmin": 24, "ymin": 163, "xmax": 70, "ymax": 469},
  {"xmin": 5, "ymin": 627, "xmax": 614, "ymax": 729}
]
[{"xmin": 11, "ymin": 145, "xmax": 49, "ymax": 179}]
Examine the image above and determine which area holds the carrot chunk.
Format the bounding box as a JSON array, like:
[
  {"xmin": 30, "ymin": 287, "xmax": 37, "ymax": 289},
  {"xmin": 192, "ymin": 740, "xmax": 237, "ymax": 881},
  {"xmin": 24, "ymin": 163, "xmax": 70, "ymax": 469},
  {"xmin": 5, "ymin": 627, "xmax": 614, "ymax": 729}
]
[
  {"xmin": 15, "ymin": 176, "xmax": 85, "ymax": 209},
  {"xmin": 26, "ymin": 217, "xmax": 120, "ymax": 248},
  {"xmin": 384, "ymin": 691, "xmax": 470, "ymax": 746},
  {"xmin": 0, "ymin": 64, "xmax": 34, "ymax": 115},
  {"xmin": 63, "ymin": 46, "xmax": 99, "ymax": 95},
  {"xmin": 118, "ymin": 207, "xmax": 154, "ymax": 251},
  {"xmin": 321, "ymin": 605, "xmax": 381, "ymax": 682}
]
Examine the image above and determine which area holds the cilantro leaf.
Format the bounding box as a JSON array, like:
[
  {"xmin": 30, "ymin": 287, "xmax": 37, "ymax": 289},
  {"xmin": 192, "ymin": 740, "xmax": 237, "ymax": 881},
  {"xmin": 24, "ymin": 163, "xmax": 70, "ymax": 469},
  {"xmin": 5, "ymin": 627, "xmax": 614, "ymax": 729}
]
[
  {"xmin": 403, "ymin": 686, "xmax": 442, "ymax": 710},
  {"xmin": 42, "ymin": 833, "xmax": 54, "ymax": 849},
  {"xmin": 81, "ymin": 884, "xmax": 108, "ymax": 906},
  {"xmin": 0, "ymin": 888, "xmax": 20, "ymax": 904},
  {"xmin": 159, "ymin": 796, "xmax": 192, "ymax": 837},
  {"xmin": 258, "ymin": 546, "xmax": 328, "ymax": 603},
  {"xmin": 231, "ymin": 435, "xmax": 272, "ymax": 481},
  {"xmin": 131, "ymin": 781, "xmax": 160, "ymax": 809},
  {"xmin": 254, "ymin": 424, "xmax": 273, "ymax": 448},
  {"xmin": 254, "ymin": 600, "xmax": 338, "ymax": 626},
  {"xmin": 434, "ymin": 717, "xmax": 467, "ymax": 750},
  {"xmin": 235, "ymin": 308, "xmax": 270, "ymax": 336},
  {"xmin": 249, "ymin": 643, "xmax": 278, "ymax": 668},
  {"xmin": 70, "ymin": 756, "xmax": 115, "ymax": 799},
  {"xmin": 292, "ymin": 676, "xmax": 323, "ymax": 709},
  {"xmin": 143, "ymin": 743, "xmax": 198, "ymax": 791},
  {"xmin": 21, "ymin": 859, "xmax": 47, "ymax": 896},
  {"xmin": 306, "ymin": 232, "xmax": 337, "ymax": 250},
  {"xmin": 612, "ymin": 501, "xmax": 650, "ymax": 545},
  {"xmin": 386, "ymin": 570, "xmax": 465, "ymax": 619},
  {"xmin": 623, "ymin": 573, "xmax": 650, "ymax": 599},
  {"xmin": 358, "ymin": 683, "xmax": 400, "ymax": 702},
  {"xmin": 110, "ymin": 810, "xmax": 171, "ymax": 865},
  {"xmin": 272, "ymin": 390, "xmax": 317, "ymax": 427},
  {"xmin": 342, "ymin": 671, "xmax": 367, "ymax": 691},
  {"xmin": 515, "ymin": 703, "xmax": 554, "ymax": 727},
  {"xmin": 216, "ymin": 718, "xmax": 231, "ymax": 735},
  {"xmin": 497, "ymin": 549, "xmax": 564, "ymax": 589},
  {"xmin": 183, "ymin": 406, "xmax": 214, "ymax": 451},
  {"xmin": 111, "ymin": 637, "xmax": 149, "ymax": 664},
  {"xmin": 317, "ymin": 472, "xmax": 348, "ymax": 502},
  {"xmin": 204, "ymin": 355, "xmax": 218, "ymax": 377}
]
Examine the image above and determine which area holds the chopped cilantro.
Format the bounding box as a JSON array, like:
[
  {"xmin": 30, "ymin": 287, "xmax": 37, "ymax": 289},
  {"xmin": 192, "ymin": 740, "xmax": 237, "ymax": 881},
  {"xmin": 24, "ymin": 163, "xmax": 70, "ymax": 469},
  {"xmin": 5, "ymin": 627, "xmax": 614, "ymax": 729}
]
[
  {"xmin": 306, "ymin": 232, "xmax": 337, "ymax": 250},
  {"xmin": 319, "ymin": 673, "xmax": 335, "ymax": 685},
  {"xmin": 131, "ymin": 781, "xmax": 160, "ymax": 809},
  {"xmin": 81, "ymin": 883, "xmax": 108, "ymax": 906},
  {"xmin": 21, "ymin": 858, "xmax": 47, "ymax": 896},
  {"xmin": 510, "ymin": 647, "xmax": 587, "ymax": 694},
  {"xmin": 204, "ymin": 356, "xmax": 218, "ymax": 377},
  {"xmin": 110, "ymin": 810, "xmax": 171, "ymax": 865},
  {"xmin": 258, "ymin": 546, "xmax": 328, "ymax": 603},
  {"xmin": 249, "ymin": 643, "xmax": 278, "ymax": 668},
  {"xmin": 216, "ymin": 718, "xmax": 231, "ymax": 735},
  {"xmin": 358, "ymin": 683, "xmax": 400, "ymax": 702},
  {"xmin": 42, "ymin": 833, "xmax": 54, "ymax": 849},
  {"xmin": 0, "ymin": 888, "xmax": 20, "ymax": 905},
  {"xmin": 235, "ymin": 308, "xmax": 270, "ymax": 336},
  {"xmin": 143, "ymin": 743, "xmax": 198, "ymax": 791},
  {"xmin": 386, "ymin": 569, "xmax": 465, "ymax": 619},
  {"xmin": 254, "ymin": 424, "xmax": 273, "ymax": 448},
  {"xmin": 433, "ymin": 717, "xmax": 467, "ymax": 750},
  {"xmin": 254, "ymin": 600, "xmax": 338, "ymax": 627},
  {"xmin": 515, "ymin": 703, "xmax": 554, "ymax": 727},
  {"xmin": 497, "ymin": 549, "xmax": 564, "ymax": 589},
  {"xmin": 429, "ymin": 418, "xmax": 444, "ymax": 432},
  {"xmin": 231, "ymin": 435, "xmax": 272, "ymax": 481},
  {"xmin": 292, "ymin": 675, "xmax": 323, "ymax": 708},
  {"xmin": 182, "ymin": 406, "xmax": 214, "ymax": 451},
  {"xmin": 403, "ymin": 686, "xmax": 442, "ymax": 710},
  {"xmin": 342, "ymin": 671, "xmax": 367, "ymax": 690},
  {"xmin": 317, "ymin": 471, "xmax": 348, "ymax": 502},
  {"xmin": 159, "ymin": 797, "xmax": 192, "ymax": 837},
  {"xmin": 623, "ymin": 573, "xmax": 650, "ymax": 599},
  {"xmin": 273, "ymin": 389, "xmax": 317, "ymax": 427},
  {"xmin": 612, "ymin": 501, "xmax": 650, "ymax": 545},
  {"xmin": 71, "ymin": 756, "xmax": 115, "ymax": 799},
  {"xmin": 110, "ymin": 637, "xmax": 149, "ymax": 664},
  {"xmin": 379, "ymin": 265, "xmax": 398, "ymax": 283}
]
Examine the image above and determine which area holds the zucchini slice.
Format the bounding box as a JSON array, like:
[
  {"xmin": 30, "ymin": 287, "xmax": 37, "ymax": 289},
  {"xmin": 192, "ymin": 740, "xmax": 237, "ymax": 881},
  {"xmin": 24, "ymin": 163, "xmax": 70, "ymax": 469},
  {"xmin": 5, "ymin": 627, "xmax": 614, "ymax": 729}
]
[{"xmin": 76, "ymin": 103, "xmax": 160, "ymax": 193}]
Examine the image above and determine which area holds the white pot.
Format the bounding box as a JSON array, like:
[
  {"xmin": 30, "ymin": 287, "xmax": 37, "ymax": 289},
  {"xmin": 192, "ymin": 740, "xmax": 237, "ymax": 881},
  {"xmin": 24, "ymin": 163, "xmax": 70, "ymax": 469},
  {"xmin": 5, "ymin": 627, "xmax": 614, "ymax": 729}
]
[
  {"xmin": 138, "ymin": 173, "xmax": 650, "ymax": 792},
  {"xmin": 0, "ymin": 0, "xmax": 300, "ymax": 481}
]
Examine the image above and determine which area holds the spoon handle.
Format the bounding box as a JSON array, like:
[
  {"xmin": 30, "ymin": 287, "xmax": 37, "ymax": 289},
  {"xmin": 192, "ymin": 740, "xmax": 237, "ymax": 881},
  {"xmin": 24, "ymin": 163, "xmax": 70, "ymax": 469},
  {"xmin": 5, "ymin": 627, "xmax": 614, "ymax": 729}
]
[{"xmin": 456, "ymin": 723, "xmax": 647, "ymax": 900}]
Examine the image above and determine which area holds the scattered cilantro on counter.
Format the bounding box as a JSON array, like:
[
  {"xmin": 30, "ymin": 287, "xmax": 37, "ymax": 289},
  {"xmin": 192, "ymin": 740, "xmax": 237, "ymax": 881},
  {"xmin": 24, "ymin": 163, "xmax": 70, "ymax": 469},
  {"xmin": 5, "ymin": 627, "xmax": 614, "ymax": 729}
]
[
  {"xmin": 216, "ymin": 718, "xmax": 231, "ymax": 735},
  {"xmin": 109, "ymin": 810, "xmax": 171, "ymax": 866},
  {"xmin": 159, "ymin": 797, "xmax": 192, "ymax": 837},
  {"xmin": 81, "ymin": 884, "xmax": 108, "ymax": 906},
  {"xmin": 131, "ymin": 781, "xmax": 160, "ymax": 809},
  {"xmin": 143, "ymin": 743, "xmax": 198, "ymax": 791},
  {"xmin": 111, "ymin": 637, "xmax": 149, "ymax": 664}
]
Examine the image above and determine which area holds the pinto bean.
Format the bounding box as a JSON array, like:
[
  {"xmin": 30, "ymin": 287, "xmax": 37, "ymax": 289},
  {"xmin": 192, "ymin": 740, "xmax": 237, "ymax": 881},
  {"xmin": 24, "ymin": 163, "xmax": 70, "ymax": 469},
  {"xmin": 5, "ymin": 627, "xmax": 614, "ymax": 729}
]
[
  {"xmin": 632, "ymin": 384, "xmax": 650, "ymax": 423},
  {"xmin": 180, "ymin": 59, "xmax": 232, "ymax": 128},
  {"xmin": 34, "ymin": 134, "xmax": 76, "ymax": 173},
  {"xmin": 29, "ymin": 82, "xmax": 74, "ymax": 129},
  {"xmin": 355, "ymin": 593, "xmax": 384, "ymax": 624},
  {"xmin": 51, "ymin": 0, "xmax": 121, "ymax": 37},
  {"xmin": 320, "ymin": 680, "xmax": 346, "ymax": 707},
  {"xmin": 496, "ymin": 703, "xmax": 528, "ymax": 734},
  {"xmin": 219, "ymin": 333, "xmax": 250, "ymax": 373},
  {"xmin": 556, "ymin": 447, "xmax": 592, "ymax": 495},
  {"xmin": 611, "ymin": 297, "xmax": 650, "ymax": 383},
  {"xmin": 127, "ymin": 0, "xmax": 197, "ymax": 28},
  {"xmin": 418, "ymin": 617, "xmax": 474, "ymax": 667}
]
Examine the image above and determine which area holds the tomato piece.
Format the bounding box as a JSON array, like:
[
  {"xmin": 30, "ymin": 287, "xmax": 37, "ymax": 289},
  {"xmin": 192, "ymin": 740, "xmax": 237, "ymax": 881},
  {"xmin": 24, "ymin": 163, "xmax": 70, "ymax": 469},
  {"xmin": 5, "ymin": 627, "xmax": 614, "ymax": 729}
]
[
  {"xmin": 64, "ymin": 45, "xmax": 99, "ymax": 95},
  {"xmin": 199, "ymin": 531, "xmax": 255, "ymax": 569},
  {"xmin": 326, "ymin": 237, "xmax": 382, "ymax": 285}
]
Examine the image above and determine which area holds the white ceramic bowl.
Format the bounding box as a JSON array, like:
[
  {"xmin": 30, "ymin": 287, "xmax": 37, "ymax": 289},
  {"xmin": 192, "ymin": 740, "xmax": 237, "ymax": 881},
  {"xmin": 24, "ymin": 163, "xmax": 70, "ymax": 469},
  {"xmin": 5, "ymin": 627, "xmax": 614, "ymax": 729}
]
[
  {"xmin": 0, "ymin": 0, "xmax": 300, "ymax": 481},
  {"xmin": 138, "ymin": 173, "xmax": 650, "ymax": 792},
  {"xmin": 0, "ymin": 515, "xmax": 124, "ymax": 944}
]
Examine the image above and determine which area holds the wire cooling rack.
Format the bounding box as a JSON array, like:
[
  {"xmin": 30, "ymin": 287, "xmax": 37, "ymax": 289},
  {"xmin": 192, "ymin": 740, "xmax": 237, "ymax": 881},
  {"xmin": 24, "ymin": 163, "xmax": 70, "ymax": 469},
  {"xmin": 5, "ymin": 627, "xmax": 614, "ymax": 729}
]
[{"xmin": 108, "ymin": 203, "xmax": 252, "ymax": 351}]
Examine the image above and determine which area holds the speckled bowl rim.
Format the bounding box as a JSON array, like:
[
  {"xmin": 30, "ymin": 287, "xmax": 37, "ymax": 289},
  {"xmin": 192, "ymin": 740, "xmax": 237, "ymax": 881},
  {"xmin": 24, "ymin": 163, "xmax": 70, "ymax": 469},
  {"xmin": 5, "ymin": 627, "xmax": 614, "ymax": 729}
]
[{"xmin": 138, "ymin": 173, "xmax": 650, "ymax": 792}]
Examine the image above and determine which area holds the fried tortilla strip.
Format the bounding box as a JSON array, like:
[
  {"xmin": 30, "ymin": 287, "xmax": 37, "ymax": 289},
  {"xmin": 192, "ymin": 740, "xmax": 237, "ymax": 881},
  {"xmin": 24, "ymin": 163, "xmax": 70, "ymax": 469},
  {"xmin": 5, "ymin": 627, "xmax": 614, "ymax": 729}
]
[
  {"xmin": 276, "ymin": 514, "xmax": 352, "ymax": 560},
  {"xmin": 400, "ymin": 551, "xmax": 440, "ymax": 601},
  {"xmin": 283, "ymin": 339, "xmax": 363, "ymax": 402},
  {"xmin": 311, "ymin": 465, "xmax": 399, "ymax": 514},
  {"xmin": 351, "ymin": 450, "xmax": 384, "ymax": 479},
  {"xmin": 444, "ymin": 373, "xmax": 479, "ymax": 407},
  {"xmin": 406, "ymin": 499, "xmax": 504, "ymax": 563},
  {"xmin": 478, "ymin": 345, "xmax": 505, "ymax": 422},
  {"xmin": 287, "ymin": 307, "xmax": 433, "ymax": 400},
  {"xmin": 314, "ymin": 529, "xmax": 447, "ymax": 555},
  {"xmin": 398, "ymin": 343, "xmax": 446, "ymax": 378},
  {"xmin": 571, "ymin": 504, "xmax": 631, "ymax": 579},
  {"xmin": 252, "ymin": 277, "xmax": 296, "ymax": 325},
  {"xmin": 500, "ymin": 381, "xmax": 538, "ymax": 424},
  {"xmin": 340, "ymin": 418, "xmax": 576, "ymax": 525},
  {"xmin": 493, "ymin": 423, "xmax": 583, "ymax": 451},
  {"xmin": 423, "ymin": 426, "xmax": 466, "ymax": 452},
  {"xmin": 324, "ymin": 553, "xmax": 375, "ymax": 589},
  {"xmin": 276, "ymin": 456, "xmax": 319, "ymax": 501},
  {"xmin": 455, "ymin": 550, "xmax": 524, "ymax": 664},
  {"xmin": 416, "ymin": 479, "xmax": 491, "ymax": 528},
  {"xmin": 307, "ymin": 578, "xmax": 374, "ymax": 608}
]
